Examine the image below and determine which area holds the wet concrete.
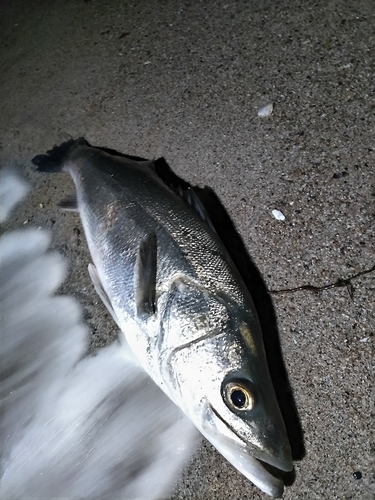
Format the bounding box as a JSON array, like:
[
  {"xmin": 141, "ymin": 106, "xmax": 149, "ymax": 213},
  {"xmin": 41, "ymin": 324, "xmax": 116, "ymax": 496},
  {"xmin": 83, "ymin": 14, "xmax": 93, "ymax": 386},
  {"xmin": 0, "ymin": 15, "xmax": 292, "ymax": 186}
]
[{"xmin": 1, "ymin": 0, "xmax": 374, "ymax": 498}]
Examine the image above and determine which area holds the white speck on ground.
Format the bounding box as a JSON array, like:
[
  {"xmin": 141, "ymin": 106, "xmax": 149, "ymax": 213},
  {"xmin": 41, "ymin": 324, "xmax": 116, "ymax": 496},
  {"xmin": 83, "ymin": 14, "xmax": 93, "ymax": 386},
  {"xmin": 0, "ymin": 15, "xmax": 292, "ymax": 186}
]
[
  {"xmin": 272, "ymin": 209, "xmax": 286, "ymax": 221},
  {"xmin": 258, "ymin": 103, "xmax": 274, "ymax": 117}
]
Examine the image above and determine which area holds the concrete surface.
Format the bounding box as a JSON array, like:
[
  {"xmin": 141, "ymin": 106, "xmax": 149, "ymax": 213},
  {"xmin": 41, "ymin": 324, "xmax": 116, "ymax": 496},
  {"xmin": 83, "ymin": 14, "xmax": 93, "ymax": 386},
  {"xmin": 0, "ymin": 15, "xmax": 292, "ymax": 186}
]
[{"xmin": 1, "ymin": 0, "xmax": 374, "ymax": 498}]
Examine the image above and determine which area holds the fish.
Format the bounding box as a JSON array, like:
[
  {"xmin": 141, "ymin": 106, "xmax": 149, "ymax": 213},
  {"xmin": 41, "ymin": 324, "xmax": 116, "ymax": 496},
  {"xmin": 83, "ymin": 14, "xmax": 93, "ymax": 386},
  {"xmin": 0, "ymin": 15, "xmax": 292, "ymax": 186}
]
[{"xmin": 33, "ymin": 138, "xmax": 293, "ymax": 498}]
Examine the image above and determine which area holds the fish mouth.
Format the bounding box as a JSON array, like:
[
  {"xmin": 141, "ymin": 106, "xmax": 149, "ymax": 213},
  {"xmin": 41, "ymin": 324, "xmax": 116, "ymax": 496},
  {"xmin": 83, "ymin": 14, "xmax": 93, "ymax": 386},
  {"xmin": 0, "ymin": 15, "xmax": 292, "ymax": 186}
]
[
  {"xmin": 201, "ymin": 404, "xmax": 293, "ymax": 498},
  {"xmin": 207, "ymin": 437, "xmax": 288, "ymax": 498}
]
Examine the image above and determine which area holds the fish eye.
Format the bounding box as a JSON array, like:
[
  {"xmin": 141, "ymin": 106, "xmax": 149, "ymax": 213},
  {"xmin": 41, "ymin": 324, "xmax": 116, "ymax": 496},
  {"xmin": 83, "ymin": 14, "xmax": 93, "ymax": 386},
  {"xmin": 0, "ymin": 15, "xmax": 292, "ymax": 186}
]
[{"xmin": 223, "ymin": 381, "xmax": 255, "ymax": 412}]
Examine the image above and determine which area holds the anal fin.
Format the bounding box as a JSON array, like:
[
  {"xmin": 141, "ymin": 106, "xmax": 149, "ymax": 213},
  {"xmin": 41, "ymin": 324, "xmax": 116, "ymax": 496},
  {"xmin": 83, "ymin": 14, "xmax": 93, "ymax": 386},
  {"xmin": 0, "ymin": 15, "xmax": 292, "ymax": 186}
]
[
  {"xmin": 135, "ymin": 232, "xmax": 157, "ymax": 318},
  {"xmin": 58, "ymin": 194, "xmax": 78, "ymax": 212}
]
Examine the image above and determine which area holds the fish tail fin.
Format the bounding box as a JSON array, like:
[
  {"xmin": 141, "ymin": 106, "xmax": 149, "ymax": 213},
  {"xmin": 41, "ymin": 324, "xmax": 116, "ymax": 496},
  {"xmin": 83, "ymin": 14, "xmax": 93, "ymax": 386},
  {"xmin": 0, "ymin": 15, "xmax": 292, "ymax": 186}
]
[{"xmin": 32, "ymin": 137, "xmax": 87, "ymax": 172}]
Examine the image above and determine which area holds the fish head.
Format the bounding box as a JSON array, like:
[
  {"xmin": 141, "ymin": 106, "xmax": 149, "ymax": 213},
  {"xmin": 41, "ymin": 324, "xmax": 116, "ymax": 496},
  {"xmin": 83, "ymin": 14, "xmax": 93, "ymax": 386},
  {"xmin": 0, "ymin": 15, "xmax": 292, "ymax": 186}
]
[{"xmin": 161, "ymin": 278, "xmax": 292, "ymax": 497}]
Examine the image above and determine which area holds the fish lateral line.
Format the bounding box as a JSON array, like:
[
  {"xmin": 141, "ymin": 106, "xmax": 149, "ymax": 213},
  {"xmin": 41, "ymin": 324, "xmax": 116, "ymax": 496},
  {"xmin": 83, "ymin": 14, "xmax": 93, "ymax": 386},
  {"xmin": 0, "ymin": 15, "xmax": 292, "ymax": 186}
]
[{"xmin": 269, "ymin": 264, "xmax": 375, "ymax": 298}]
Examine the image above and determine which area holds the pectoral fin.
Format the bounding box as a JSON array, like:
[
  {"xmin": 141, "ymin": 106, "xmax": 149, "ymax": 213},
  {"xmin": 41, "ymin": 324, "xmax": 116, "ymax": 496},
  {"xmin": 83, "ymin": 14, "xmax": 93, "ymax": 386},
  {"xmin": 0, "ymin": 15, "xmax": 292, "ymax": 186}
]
[
  {"xmin": 88, "ymin": 263, "xmax": 119, "ymax": 326},
  {"xmin": 135, "ymin": 232, "xmax": 157, "ymax": 318}
]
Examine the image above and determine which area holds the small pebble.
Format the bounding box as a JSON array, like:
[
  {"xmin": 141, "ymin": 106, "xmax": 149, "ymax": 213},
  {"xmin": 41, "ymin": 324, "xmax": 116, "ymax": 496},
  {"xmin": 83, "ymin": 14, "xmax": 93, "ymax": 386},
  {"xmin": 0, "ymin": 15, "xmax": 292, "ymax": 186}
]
[
  {"xmin": 258, "ymin": 103, "xmax": 274, "ymax": 117},
  {"xmin": 353, "ymin": 471, "xmax": 362, "ymax": 480},
  {"xmin": 272, "ymin": 209, "xmax": 285, "ymax": 221}
]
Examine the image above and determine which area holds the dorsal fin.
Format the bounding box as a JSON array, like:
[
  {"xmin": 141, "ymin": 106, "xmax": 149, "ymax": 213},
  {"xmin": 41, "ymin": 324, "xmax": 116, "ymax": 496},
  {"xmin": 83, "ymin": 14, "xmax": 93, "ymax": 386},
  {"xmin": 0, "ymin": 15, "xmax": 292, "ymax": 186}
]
[
  {"xmin": 151, "ymin": 157, "xmax": 217, "ymax": 235},
  {"xmin": 176, "ymin": 186, "xmax": 217, "ymax": 234},
  {"xmin": 148, "ymin": 157, "xmax": 217, "ymax": 234}
]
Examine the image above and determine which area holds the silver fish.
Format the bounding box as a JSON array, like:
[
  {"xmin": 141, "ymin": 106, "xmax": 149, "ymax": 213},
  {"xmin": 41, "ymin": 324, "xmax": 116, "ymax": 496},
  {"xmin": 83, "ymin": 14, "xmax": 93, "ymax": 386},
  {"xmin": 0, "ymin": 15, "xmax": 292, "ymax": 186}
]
[{"xmin": 33, "ymin": 139, "xmax": 293, "ymax": 497}]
